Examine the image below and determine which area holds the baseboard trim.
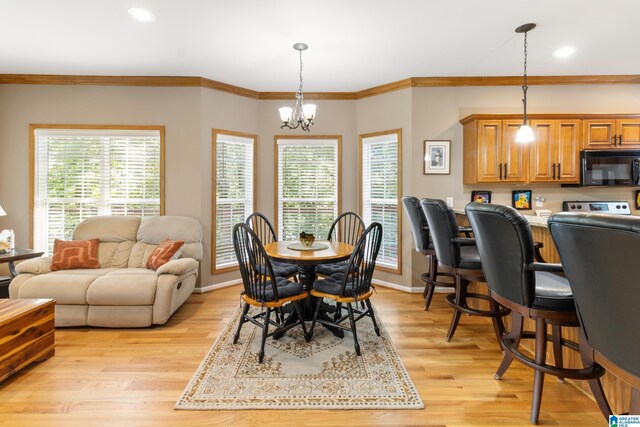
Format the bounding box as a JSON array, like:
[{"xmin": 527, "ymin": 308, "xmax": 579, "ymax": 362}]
[
  {"xmin": 194, "ymin": 279, "xmax": 241, "ymax": 294},
  {"xmin": 372, "ymin": 279, "xmax": 424, "ymax": 294}
]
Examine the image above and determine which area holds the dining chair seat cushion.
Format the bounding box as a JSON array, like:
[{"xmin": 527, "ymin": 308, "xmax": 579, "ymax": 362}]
[
  {"xmin": 251, "ymin": 278, "xmax": 304, "ymax": 302},
  {"xmin": 256, "ymin": 261, "xmax": 298, "ymax": 278},
  {"xmin": 316, "ymin": 261, "xmax": 348, "ymax": 277},
  {"xmin": 312, "ymin": 276, "xmax": 353, "ymax": 297},
  {"xmin": 458, "ymin": 246, "xmax": 482, "ymax": 270},
  {"xmin": 272, "ymin": 260, "xmax": 298, "ymax": 277},
  {"xmin": 531, "ymin": 271, "xmax": 575, "ymax": 311}
]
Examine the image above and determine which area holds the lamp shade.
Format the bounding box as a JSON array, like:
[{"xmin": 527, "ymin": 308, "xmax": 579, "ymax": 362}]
[
  {"xmin": 279, "ymin": 107, "xmax": 293, "ymax": 123},
  {"xmin": 515, "ymin": 125, "xmax": 535, "ymax": 143},
  {"xmin": 0, "ymin": 205, "xmax": 6, "ymax": 216},
  {"xmin": 302, "ymin": 103, "xmax": 317, "ymax": 120}
]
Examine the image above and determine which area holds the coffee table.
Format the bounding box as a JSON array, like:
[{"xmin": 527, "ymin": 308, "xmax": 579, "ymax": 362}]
[{"xmin": 0, "ymin": 299, "xmax": 55, "ymax": 382}]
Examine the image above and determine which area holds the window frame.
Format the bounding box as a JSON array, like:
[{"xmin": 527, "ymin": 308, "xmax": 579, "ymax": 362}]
[
  {"xmin": 29, "ymin": 124, "xmax": 165, "ymax": 249},
  {"xmin": 359, "ymin": 128, "xmax": 402, "ymax": 274},
  {"xmin": 211, "ymin": 128, "xmax": 257, "ymax": 274},
  {"xmin": 274, "ymin": 135, "xmax": 342, "ymax": 241}
]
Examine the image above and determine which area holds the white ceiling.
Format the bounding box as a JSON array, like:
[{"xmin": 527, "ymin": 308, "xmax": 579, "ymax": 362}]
[{"xmin": 2, "ymin": 0, "xmax": 639, "ymax": 92}]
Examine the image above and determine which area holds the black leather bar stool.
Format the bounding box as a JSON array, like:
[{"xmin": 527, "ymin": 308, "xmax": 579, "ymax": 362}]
[
  {"xmin": 402, "ymin": 196, "xmax": 455, "ymax": 310},
  {"xmin": 466, "ymin": 203, "xmax": 606, "ymax": 424},
  {"xmin": 550, "ymin": 212, "xmax": 640, "ymax": 419},
  {"xmin": 420, "ymin": 198, "xmax": 508, "ymax": 342}
]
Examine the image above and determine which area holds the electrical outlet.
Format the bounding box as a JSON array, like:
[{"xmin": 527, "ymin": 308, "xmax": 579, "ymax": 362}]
[{"xmin": 446, "ymin": 197, "xmax": 454, "ymax": 207}]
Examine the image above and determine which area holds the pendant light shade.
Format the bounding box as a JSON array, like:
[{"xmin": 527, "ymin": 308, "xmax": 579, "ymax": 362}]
[
  {"xmin": 515, "ymin": 23, "xmax": 536, "ymax": 144},
  {"xmin": 515, "ymin": 124, "xmax": 535, "ymax": 143}
]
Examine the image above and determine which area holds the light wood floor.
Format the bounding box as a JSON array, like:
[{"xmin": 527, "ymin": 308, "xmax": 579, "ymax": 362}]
[{"xmin": 0, "ymin": 286, "xmax": 606, "ymax": 426}]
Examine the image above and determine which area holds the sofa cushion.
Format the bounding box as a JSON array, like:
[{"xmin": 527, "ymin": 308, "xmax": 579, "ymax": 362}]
[
  {"xmin": 128, "ymin": 242, "xmax": 159, "ymax": 268},
  {"xmin": 87, "ymin": 272, "xmax": 158, "ymax": 305},
  {"xmin": 147, "ymin": 240, "xmax": 185, "ymax": 270},
  {"xmin": 98, "ymin": 241, "xmax": 136, "ymax": 268},
  {"xmin": 73, "ymin": 215, "xmax": 141, "ymax": 242},
  {"xmin": 137, "ymin": 216, "xmax": 203, "ymax": 260},
  {"xmin": 16, "ymin": 273, "xmax": 101, "ymax": 304},
  {"xmin": 51, "ymin": 238, "xmax": 100, "ymax": 271}
]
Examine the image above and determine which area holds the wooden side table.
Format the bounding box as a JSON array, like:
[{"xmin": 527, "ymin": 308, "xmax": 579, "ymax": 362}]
[
  {"xmin": 0, "ymin": 249, "xmax": 44, "ymax": 298},
  {"xmin": 0, "ymin": 299, "xmax": 55, "ymax": 382}
]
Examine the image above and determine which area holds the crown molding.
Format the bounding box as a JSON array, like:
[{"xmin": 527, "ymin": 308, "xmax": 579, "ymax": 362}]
[{"xmin": 2, "ymin": 73, "xmax": 640, "ymax": 100}]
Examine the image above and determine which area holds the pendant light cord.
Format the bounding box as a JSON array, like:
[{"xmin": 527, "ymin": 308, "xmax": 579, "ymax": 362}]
[
  {"xmin": 522, "ymin": 30, "xmax": 528, "ymax": 124},
  {"xmin": 298, "ymin": 49, "xmax": 304, "ymax": 97}
]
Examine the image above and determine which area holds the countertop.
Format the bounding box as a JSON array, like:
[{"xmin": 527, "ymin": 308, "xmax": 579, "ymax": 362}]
[{"xmin": 452, "ymin": 207, "xmax": 549, "ymax": 228}]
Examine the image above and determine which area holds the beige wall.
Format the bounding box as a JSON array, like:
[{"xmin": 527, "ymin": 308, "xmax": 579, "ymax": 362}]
[{"xmin": 1, "ymin": 82, "xmax": 639, "ymax": 291}]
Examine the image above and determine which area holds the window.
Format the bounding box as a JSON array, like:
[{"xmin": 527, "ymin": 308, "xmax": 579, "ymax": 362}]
[
  {"xmin": 31, "ymin": 125, "xmax": 164, "ymax": 254},
  {"xmin": 276, "ymin": 136, "xmax": 341, "ymax": 241},
  {"xmin": 213, "ymin": 130, "xmax": 255, "ymax": 273},
  {"xmin": 360, "ymin": 129, "xmax": 402, "ymax": 273}
]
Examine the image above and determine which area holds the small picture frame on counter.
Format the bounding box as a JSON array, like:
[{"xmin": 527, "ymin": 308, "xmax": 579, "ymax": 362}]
[
  {"xmin": 471, "ymin": 190, "xmax": 491, "ymax": 204},
  {"xmin": 512, "ymin": 190, "xmax": 532, "ymax": 210},
  {"xmin": 635, "ymin": 190, "xmax": 640, "ymax": 209}
]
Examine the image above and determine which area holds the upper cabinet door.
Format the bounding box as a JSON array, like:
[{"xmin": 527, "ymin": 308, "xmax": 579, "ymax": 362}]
[
  {"xmin": 476, "ymin": 120, "xmax": 502, "ymax": 182},
  {"xmin": 583, "ymin": 120, "xmax": 616, "ymax": 149},
  {"xmin": 529, "ymin": 120, "xmax": 555, "ymax": 183},
  {"xmin": 556, "ymin": 120, "xmax": 581, "ymax": 183},
  {"xmin": 502, "ymin": 120, "xmax": 528, "ymax": 182},
  {"xmin": 617, "ymin": 119, "xmax": 640, "ymax": 148}
]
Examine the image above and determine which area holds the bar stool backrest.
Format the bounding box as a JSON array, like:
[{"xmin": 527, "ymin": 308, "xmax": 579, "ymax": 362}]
[
  {"xmin": 402, "ymin": 196, "xmax": 431, "ymax": 253},
  {"xmin": 420, "ymin": 198, "xmax": 461, "ymax": 268}
]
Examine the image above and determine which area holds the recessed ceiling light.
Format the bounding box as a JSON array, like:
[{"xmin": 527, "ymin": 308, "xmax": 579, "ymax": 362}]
[
  {"xmin": 553, "ymin": 46, "xmax": 576, "ymax": 58},
  {"xmin": 128, "ymin": 7, "xmax": 156, "ymax": 22}
]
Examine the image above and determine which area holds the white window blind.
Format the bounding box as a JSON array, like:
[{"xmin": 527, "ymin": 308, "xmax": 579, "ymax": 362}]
[
  {"xmin": 214, "ymin": 133, "xmax": 254, "ymax": 271},
  {"xmin": 361, "ymin": 133, "xmax": 399, "ymax": 270},
  {"xmin": 33, "ymin": 128, "xmax": 162, "ymax": 254},
  {"xmin": 277, "ymin": 139, "xmax": 339, "ymax": 241}
]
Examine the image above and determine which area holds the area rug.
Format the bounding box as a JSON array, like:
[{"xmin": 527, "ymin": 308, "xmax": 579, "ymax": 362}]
[{"xmin": 175, "ymin": 305, "xmax": 423, "ymax": 410}]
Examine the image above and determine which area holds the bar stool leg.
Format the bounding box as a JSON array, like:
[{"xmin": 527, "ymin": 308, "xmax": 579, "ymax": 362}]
[
  {"xmin": 578, "ymin": 328, "xmax": 612, "ymax": 419},
  {"xmin": 446, "ymin": 276, "xmax": 466, "ymax": 342},
  {"xmin": 495, "ymin": 312, "xmax": 523, "ymax": 379},
  {"xmin": 531, "ymin": 317, "xmax": 547, "ymax": 424},
  {"xmin": 551, "ymin": 324, "xmax": 565, "ymax": 382}
]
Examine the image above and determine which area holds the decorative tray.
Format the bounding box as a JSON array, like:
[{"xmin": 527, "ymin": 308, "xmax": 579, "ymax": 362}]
[{"xmin": 286, "ymin": 242, "xmax": 329, "ymax": 251}]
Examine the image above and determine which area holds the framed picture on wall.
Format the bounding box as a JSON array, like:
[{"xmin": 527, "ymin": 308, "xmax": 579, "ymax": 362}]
[
  {"xmin": 423, "ymin": 140, "xmax": 450, "ymax": 174},
  {"xmin": 470, "ymin": 190, "xmax": 491, "ymax": 204},
  {"xmin": 512, "ymin": 190, "xmax": 533, "ymax": 210}
]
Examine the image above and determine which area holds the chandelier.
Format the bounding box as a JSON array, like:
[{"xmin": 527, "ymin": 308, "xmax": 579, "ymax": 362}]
[
  {"xmin": 279, "ymin": 43, "xmax": 316, "ymax": 132},
  {"xmin": 515, "ymin": 23, "xmax": 536, "ymax": 144}
]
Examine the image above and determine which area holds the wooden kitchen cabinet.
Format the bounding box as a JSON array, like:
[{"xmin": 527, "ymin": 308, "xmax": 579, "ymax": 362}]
[
  {"xmin": 464, "ymin": 119, "xmax": 528, "ymax": 184},
  {"xmin": 529, "ymin": 119, "xmax": 581, "ymax": 183},
  {"xmin": 584, "ymin": 118, "xmax": 640, "ymax": 149}
]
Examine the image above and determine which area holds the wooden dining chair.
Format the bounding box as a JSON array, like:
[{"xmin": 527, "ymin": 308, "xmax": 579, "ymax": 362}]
[
  {"xmin": 308, "ymin": 222, "xmax": 383, "ymax": 356},
  {"xmin": 316, "ymin": 212, "xmax": 364, "ymax": 278},
  {"xmin": 232, "ymin": 223, "xmax": 310, "ymax": 363},
  {"xmin": 245, "ymin": 212, "xmax": 299, "ymax": 281}
]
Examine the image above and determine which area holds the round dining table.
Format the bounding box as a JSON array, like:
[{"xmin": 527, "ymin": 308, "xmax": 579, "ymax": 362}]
[{"xmin": 263, "ymin": 240, "xmax": 354, "ymax": 338}]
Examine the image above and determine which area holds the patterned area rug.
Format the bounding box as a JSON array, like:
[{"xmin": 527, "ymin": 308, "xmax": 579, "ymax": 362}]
[{"xmin": 175, "ymin": 305, "xmax": 423, "ymax": 410}]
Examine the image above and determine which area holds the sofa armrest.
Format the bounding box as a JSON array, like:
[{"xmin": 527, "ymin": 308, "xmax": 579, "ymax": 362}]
[
  {"xmin": 14, "ymin": 256, "xmax": 52, "ymax": 275},
  {"xmin": 156, "ymin": 258, "xmax": 198, "ymax": 276}
]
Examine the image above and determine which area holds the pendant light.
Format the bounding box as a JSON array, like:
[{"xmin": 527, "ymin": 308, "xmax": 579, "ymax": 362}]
[
  {"xmin": 279, "ymin": 43, "xmax": 316, "ymax": 132},
  {"xmin": 515, "ymin": 23, "xmax": 536, "ymax": 144}
]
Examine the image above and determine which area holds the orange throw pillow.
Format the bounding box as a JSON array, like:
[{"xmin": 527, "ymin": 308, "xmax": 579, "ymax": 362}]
[
  {"xmin": 51, "ymin": 238, "xmax": 100, "ymax": 271},
  {"xmin": 147, "ymin": 240, "xmax": 185, "ymax": 270}
]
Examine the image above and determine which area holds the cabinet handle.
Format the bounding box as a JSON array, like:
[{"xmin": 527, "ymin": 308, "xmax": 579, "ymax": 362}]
[
  {"xmin": 557, "ymin": 163, "xmax": 561, "ymax": 179},
  {"xmin": 552, "ymin": 163, "xmax": 556, "ymax": 180},
  {"xmin": 618, "ymin": 134, "xmax": 623, "ymax": 146},
  {"xmin": 499, "ymin": 163, "xmax": 503, "ymax": 180},
  {"xmin": 504, "ymin": 163, "xmax": 507, "ymax": 179},
  {"xmin": 613, "ymin": 135, "xmax": 619, "ymax": 146}
]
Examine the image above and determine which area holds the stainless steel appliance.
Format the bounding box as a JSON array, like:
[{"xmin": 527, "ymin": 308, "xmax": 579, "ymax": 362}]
[
  {"xmin": 562, "ymin": 200, "xmax": 631, "ymax": 215},
  {"xmin": 581, "ymin": 150, "xmax": 640, "ymax": 186}
]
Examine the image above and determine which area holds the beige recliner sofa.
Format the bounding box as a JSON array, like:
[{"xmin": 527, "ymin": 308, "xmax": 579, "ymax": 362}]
[{"xmin": 10, "ymin": 215, "xmax": 202, "ymax": 328}]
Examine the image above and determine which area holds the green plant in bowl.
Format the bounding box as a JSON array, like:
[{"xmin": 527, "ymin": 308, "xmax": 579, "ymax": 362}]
[{"xmin": 299, "ymin": 232, "xmax": 315, "ymax": 247}]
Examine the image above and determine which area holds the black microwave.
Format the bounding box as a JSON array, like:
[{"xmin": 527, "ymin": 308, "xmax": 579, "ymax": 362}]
[{"xmin": 581, "ymin": 150, "xmax": 640, "ymax": 186}]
